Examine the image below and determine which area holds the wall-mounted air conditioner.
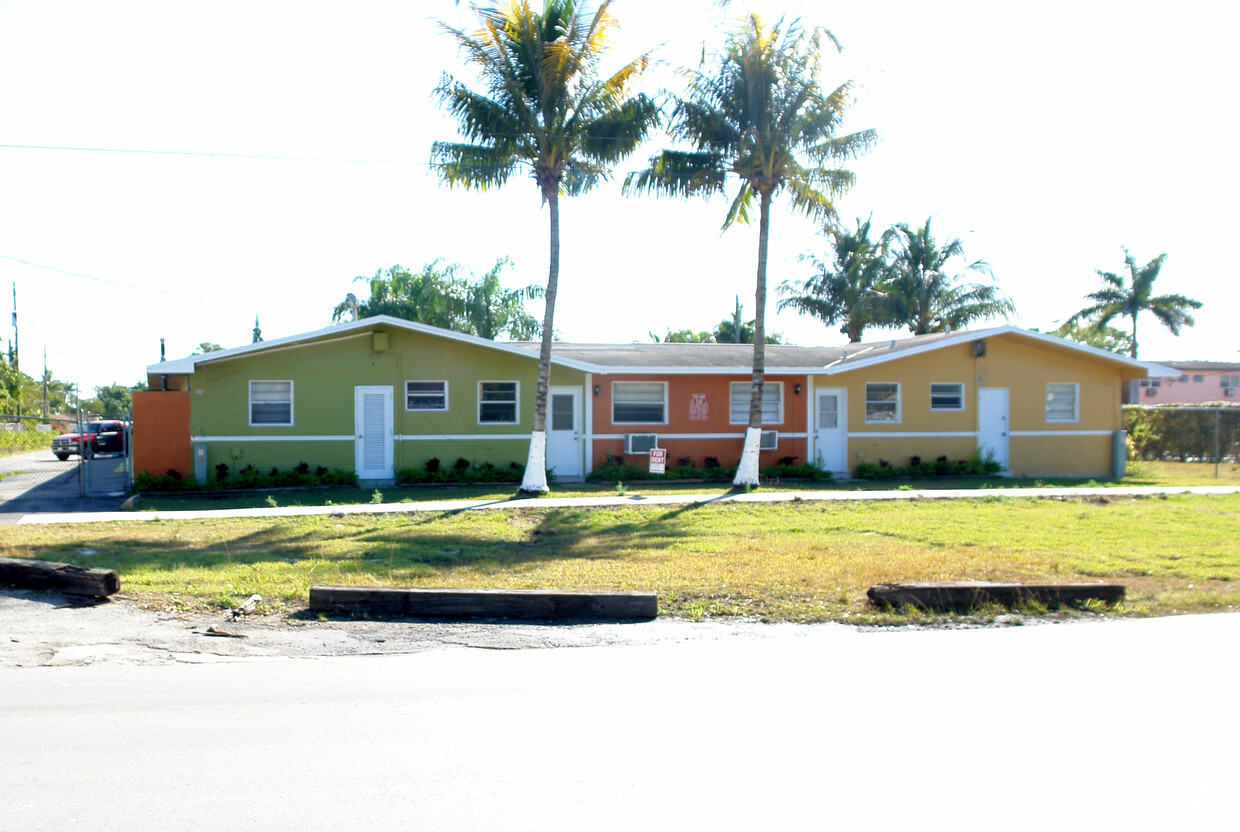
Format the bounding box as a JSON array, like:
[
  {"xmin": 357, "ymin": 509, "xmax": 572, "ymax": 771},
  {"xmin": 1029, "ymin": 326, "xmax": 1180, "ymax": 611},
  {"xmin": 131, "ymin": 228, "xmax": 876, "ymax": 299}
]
[
  {"xmin": 1226, "ymin": 388, "xmax": 1237, "ymax": 397},
  {"xmin": 760, "ymin": 430, "xmax": 778, "ymax": 450},
  {"xmin": 1144, "ymin": 387, "xmax": 1158, "ymax": 397},
  {"xmin": 624, "ymin": 433, "xmax": 658, "ymax": 454}
]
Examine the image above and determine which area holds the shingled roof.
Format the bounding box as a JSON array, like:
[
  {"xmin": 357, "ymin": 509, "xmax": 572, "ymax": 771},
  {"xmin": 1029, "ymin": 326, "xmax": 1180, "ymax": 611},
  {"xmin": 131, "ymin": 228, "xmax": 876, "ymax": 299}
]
[{"xmin": 150, "ymin": 318, "xmax": 1174, "ymax": 378}]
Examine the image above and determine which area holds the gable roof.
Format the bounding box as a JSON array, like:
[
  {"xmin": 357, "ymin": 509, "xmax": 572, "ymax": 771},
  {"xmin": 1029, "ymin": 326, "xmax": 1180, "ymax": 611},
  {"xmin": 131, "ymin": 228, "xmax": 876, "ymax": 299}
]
[
  {"xmin": 1146, "ymin": 360, "xmax": 1240, "ymax": 373},
  {"xmin": 148, "ymin": 315, "xmax": 594, "ymax": 376},
  {"xmin": 149, "ymin": 318, "xmax": 1176, "ymax": 379},
  {"xmin": 528, "ymin": 325, "xmax": 1177, "ymax": 378}
]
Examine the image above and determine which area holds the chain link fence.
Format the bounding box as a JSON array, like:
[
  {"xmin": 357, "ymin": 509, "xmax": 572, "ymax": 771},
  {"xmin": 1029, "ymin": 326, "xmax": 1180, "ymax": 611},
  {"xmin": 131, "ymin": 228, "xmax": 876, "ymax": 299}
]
[
  {"xmin": 1124, "ymin": 405, "xmax": 1240, "ymax": 469},
  {"xmin": 0, "ymin": 411, "xmax": 132, "ymax": 510}
]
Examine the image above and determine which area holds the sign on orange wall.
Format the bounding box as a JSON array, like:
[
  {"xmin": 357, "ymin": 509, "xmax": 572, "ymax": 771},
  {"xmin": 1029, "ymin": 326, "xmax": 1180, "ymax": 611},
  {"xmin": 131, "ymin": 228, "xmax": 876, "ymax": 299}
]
[{"xmin": 689, "ymin": 393, "xmax": 708, "ymax": 420}]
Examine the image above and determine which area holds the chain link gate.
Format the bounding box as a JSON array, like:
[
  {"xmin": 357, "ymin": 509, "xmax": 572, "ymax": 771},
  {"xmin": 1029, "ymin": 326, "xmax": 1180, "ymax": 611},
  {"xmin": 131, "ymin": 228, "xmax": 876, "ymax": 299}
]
[
  {"xmin": 77, "ymin": 409, "xmax": 133, "ymax": 498},
  {"xmin": 0, "ymin": 413, "xmax": 81, "ymax": 509}
]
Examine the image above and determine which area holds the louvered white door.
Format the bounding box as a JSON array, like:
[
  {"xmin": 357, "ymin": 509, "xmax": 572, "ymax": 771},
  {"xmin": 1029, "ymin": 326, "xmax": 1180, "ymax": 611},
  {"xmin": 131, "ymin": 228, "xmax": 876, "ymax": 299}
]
[{"xmin": 354, "ymin": 386, "xmax": 393, "ymax": 480}]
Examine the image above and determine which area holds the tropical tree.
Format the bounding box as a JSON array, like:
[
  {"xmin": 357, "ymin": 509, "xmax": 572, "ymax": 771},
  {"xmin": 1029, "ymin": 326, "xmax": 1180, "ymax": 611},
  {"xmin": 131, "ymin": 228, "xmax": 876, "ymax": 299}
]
[
  {"xmin": 1067, "ymin": 247, "xmax": 1201, "ymax": 359},
  {"xmin": 712, "ymin": 313, "xmax": 783, "ymax": 345},
  {"xmin": 433, "ymin": 0, "xmax": 659, "ymax": 493},
  {"xmin": 80, "ymin": 381, "xmax": 146, "ymax": 417},
  {"xmin": 651, "ymin": 328, "xmax": 715, "ymax": 343},
  {"xmin": 252, "ymin": 317, "xmax": 263, "ymax": 343},
  {"xmin": 464, "ymin": 258, "xmax": 545, "ymax": 340},
  {"xmin": 332, "ymin": 259, "xmax": 543, "ymax": 340},
  {"xmin": 778, "ymin": 216, "xmax": 889, "ymax": 342},
  {"xmin": 882, "ymin": 218, "xmax": 1015, "ymax": 335},
  {"xmin": 1050, "ymin": 319, "xmax": 1134, "ymax": 356},
  {"xmin": 333, "ymin": 261, "xmax": 470, "ymax": 328},
  {"xmin": 625, "ymin": 13, "xmax": 874, "ymax": 484}
]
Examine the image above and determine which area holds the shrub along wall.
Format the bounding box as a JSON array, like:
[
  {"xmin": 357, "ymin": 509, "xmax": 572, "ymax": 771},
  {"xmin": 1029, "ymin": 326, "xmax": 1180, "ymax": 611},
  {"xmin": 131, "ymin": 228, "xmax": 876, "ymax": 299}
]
[{"xmin": 1124, "ymin": 404, "xmax": 1240, "ymax": 462}]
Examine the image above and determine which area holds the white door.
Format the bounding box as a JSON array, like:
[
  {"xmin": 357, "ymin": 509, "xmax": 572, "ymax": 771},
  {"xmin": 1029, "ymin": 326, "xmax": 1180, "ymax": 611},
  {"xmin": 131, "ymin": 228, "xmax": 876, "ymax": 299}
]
[
  {"xmin": 546, "ymin": 386, "xmax": 583, "ymax": 480},
  {"xmin": 354, "ymin": 385, "xmax": 394, "ymax": 480},
  {"xmin": 814, "ymin": 388, "xmax": 848, "ymax": 474},
  {"xmin": 978, "ymin": 387, "xmax": 1009, "ymax": 471}
]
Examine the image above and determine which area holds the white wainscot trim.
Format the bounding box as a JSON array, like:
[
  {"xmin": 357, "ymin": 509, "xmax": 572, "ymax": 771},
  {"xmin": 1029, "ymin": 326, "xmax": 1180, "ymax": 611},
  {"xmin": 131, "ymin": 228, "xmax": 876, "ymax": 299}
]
[
  {"xmin": 396, "ymin": 434, "xmax": 531, "ymax": 442},
  {"xmin": 192, "ymin": 435, "xmax": 352, "ymax": 442},
  {"xmin": 1009, "ymin": 430, "xmax": 1114, "ymax": 437},
  {"xmin": 845, "ymin": 431, "xmax": 979, "ymax": 439},
  {"xmin": 593, "ymin": 432, "xmax": 807, "ymax": 441}
]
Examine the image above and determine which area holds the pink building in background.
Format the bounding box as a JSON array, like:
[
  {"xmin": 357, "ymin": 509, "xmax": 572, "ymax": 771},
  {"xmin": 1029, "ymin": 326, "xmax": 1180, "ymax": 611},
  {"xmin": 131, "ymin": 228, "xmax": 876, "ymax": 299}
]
[{"xmin": 1125, "ymin": 361, "xmax": 1240, "ymax": 404}]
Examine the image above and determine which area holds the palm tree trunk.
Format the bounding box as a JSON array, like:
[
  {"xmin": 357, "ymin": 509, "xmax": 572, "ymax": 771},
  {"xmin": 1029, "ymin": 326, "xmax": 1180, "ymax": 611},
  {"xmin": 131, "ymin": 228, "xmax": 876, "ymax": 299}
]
[
  {"xmin": 520, "ymin": 189, "xmax": 560, "ymax": 493},
  {"xmin": 734, "ymin": 189, "xmax": 772, "ymax": 487},
  {"xmin": 1130, "ymin": 312, "xmax": 1139, "ymax": 359}
]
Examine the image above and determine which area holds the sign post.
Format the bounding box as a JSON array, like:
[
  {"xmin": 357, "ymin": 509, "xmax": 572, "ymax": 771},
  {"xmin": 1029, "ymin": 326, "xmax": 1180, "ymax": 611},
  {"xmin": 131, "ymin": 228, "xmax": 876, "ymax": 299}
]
[{"xmin": 648, "ymin": 447, "xmax": 667, "ymax": 474}]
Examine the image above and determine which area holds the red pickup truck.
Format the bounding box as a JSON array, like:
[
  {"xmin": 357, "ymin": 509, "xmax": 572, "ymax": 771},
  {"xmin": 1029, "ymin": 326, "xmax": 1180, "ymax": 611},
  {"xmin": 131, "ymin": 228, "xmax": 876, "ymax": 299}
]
[{"xmin": 51, "ymin": 420, "xmax": 128, "ymax": 461}]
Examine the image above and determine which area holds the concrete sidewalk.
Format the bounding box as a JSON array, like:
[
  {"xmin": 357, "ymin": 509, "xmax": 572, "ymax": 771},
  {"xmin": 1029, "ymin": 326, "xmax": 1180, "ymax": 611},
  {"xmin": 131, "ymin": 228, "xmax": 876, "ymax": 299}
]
[{"xmin": 15, "ymin": 484, "xmax": 1240, "ymax": 524}]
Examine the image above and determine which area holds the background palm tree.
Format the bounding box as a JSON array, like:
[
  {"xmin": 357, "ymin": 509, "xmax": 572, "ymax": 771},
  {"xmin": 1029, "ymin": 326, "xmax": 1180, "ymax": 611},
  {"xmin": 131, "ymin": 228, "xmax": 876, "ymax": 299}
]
[
  {"xmin": 1067, "ymin": 247, "xmax": 1201, "ymax": 359},
  {"xmin": 433, "ymin": 0, "xmax": 658, "ymax": 492},
  {"xmin": 333, "ymin": 259, "xmax": 543, "ymax": 340},
  {"xmin": 778, "ymin": 216, "xmax": 889, "ymax": 342},
  {"xmin": 625, "ymin": 14, "xmax": 875, "ymax": 485},
  {"xmin": 883, "ymin": 217, "xmax": 1014, "ymax": 335}
]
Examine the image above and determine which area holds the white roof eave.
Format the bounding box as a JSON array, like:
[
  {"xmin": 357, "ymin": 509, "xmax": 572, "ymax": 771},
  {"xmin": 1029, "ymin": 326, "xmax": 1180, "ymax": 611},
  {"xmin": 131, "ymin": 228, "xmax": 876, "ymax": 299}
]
[{"xmin": 146, "ymin": 316, "xmax": 598, "ymax": 375}]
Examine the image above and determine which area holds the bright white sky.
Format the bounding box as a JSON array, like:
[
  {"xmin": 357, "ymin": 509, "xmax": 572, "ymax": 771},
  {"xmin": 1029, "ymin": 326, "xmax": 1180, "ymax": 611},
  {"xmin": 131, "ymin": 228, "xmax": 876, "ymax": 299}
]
[{"xmin": 1, "ymin": 0, "xmax": 1235, "ymax": 397}]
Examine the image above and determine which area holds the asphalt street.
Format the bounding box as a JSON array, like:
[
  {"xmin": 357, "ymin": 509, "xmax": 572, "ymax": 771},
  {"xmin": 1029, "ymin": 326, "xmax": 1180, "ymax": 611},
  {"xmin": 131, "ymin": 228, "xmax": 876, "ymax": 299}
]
[{"xmin": 3, "ymin": 611, "xmax": 1237, "ymax": 831}]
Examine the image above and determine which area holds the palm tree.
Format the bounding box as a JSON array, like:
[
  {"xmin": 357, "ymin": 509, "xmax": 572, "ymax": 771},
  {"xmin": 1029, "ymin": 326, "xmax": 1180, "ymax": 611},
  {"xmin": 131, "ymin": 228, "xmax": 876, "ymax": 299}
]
[
  {"xmin": 624, "ymin": 14, "xmax": 875, "ymax": 485},
  {"xmin": 778, "ymin": 216, "xmax": 889, "ymax": 342},
  {"xmin": 433, "ymin": 0, "xmax": 659, "ymax": 493},
  {"xmin": 883, "ymin": 218, "xmax": 1015, "ymax": 335},
  {"xmin": 1067, "ymin": 247, "xmax": 1201, "ymax": 359}
]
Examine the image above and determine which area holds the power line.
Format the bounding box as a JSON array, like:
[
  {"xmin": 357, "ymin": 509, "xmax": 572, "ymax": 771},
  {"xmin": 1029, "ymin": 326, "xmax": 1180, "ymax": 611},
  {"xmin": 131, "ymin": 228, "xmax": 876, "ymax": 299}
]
[
  {"xmin": 0, "ymin": 143, "xmax": 420, "ymax": 165},
  {"xmin": 0, "ymin": 254, "xmax": 241, "ymax": 301}
]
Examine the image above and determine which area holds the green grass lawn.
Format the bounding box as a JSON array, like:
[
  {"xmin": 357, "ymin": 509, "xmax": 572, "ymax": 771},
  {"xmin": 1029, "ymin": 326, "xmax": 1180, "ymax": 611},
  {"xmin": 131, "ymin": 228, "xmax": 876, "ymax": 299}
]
[
  {"xmin": 132, "ymin": 459, "xmax": 1240, "ymax": 514},
  {"xmin": 6, "ymin": 491, "xmax": 1238, "ymax": 623}
]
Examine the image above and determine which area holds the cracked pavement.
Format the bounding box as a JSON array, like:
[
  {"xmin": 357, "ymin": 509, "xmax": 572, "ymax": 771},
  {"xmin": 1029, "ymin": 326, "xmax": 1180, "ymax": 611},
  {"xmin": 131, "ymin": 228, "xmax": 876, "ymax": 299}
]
[{"xmin": 0, "ymin": 588, "xmax": 806, "ymax": 668}]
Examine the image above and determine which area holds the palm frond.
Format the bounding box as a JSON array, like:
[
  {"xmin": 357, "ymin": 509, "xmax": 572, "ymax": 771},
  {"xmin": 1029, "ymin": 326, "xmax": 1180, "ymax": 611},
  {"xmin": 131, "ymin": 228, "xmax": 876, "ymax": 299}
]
[
  {"xmin": 722, "ymin": 181, "xmax": 755, "ymax": 229},
  {"xmin": 430, "ymin": 142, "xmax": 519, "ymax": 190},
  {"xmin": 623, "ymin": 150, "xmax": 728, "ymax": 198}
]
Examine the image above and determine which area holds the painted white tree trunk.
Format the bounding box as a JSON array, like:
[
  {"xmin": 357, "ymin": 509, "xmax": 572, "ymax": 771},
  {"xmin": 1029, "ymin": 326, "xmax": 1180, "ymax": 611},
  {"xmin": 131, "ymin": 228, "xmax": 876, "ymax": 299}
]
[
  {"xmin": 520, "ymin": 430, "xmax": 549, "ymax": 492},
  {"xmin": 733, "ymin": 426, "xmax": 763, "ymax": 486}
]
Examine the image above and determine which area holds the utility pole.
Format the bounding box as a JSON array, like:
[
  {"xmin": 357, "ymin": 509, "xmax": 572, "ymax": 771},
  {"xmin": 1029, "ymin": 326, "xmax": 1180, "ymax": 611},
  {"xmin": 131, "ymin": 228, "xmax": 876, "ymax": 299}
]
[
  {"xmin": 11, "ymin": 282, "xmax": 18, "ymax": 418},
  {"xmin": 42, "ymin": 344, "xmax": 48, "ymax": 417}
]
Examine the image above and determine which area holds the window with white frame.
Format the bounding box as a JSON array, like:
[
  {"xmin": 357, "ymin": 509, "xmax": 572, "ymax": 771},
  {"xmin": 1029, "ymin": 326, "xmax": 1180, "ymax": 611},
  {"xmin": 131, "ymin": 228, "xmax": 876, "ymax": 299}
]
[
  {"xmin": 406, "ymin": 381, "xmax": 447, "ymax": 411},
  {"xmin": 729, "ymin": 381, "xmax": 783, "ymax": 424},
  {"xmin": 478, "ymin": 381, "xmax": 518, "ymax": 424},
  {"xmin": 249, "ymin": 380, "xmax": 293, "ymax": 425},
  {"xmin": 1193, "ymin": 375, "xmax": 1204, "ymax": 383},
  {"xmin": 612, "ymin": 381, "xmax": 667, "ymax": 424},
  {"xmin": 865, "ymin": 382, "xmax": 900, "ymax": 423},
  {"xmin": 1221, "ymin": 375, "xmax": 1240, "ymax": 388},
  {"xmin": 930, "ymin": 382, "xmax": 965, "ymax": 411},
  {"xmin": 1046, "ymin": 383, "xmax": 1079, "ymax": 422}
]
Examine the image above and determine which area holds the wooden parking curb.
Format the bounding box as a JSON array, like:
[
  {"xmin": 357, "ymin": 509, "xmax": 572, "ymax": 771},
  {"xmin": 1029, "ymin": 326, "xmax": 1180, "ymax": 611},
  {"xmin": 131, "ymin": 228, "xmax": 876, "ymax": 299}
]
[
  {"xmin": 867, "ymin": 581, "xmax": 1125, "ymax": 611},
  {"xmin": 309, "ymin": 585, "xmax": 657, "ymax": 621},
  {"xmin": 0, "ymin": 556, "xmax": 120, "ymax": 597}
]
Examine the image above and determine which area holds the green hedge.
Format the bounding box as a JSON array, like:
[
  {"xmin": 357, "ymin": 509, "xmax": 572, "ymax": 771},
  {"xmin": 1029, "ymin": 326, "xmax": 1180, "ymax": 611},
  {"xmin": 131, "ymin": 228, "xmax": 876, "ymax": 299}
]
[
  {"xmin": 585, "ymin": 459, "xmax": 830, "ymax": 484},
  {"xmin": 1124, "ymin": 404, "xmax": 1240, "ymax": 461},
  {"xmin": 135, "ymin": 463, "xmax": 358, "ymax": 493},
  {"xmin": 854, "ymin": 453, "xmax": 1002, "ymax": 480},
  {"xmin": 397, "ymin": 457, "xmax": 528, "ymax": 485},
  {"xmin": 0, "ymin": 423, "xmax": 65, "ymax": 457}
]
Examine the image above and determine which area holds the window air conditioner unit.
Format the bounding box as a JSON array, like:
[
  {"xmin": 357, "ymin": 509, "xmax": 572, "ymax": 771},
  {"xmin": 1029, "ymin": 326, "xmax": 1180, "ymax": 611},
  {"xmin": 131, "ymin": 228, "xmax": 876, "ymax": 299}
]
[
  {"xmin": 1144, "ymin": 387, "xmax": 1158, "ymax": 397},
  {"xmin": 1226, "ymin": 388, "xmax": 1238, "ymax": 397},
  {"xmin": 759, "ymin": 430, "xmax": 778, "ymax": 450},
  {"xmin": 624, "ymin": 433, "xmax": 658, "ymax": 454}
]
